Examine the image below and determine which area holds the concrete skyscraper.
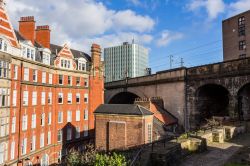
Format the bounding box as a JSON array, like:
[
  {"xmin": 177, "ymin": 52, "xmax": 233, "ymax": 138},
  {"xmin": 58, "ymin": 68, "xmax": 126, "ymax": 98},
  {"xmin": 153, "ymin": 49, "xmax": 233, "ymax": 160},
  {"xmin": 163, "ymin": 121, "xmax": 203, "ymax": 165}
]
[{"xmin": 104, "ymin": 42, "xmax": 149, "ymax": 82}]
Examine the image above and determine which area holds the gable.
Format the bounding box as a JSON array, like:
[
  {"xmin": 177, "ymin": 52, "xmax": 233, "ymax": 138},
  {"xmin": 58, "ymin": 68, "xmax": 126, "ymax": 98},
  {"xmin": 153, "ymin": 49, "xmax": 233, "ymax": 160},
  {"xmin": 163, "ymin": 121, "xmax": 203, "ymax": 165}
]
[
  {"xmin": 57, "ymin": 44, "xmax": 74, "ymax": 59},
  {"xmin": 0, "ymin": 3, "xmax": 19, "ymax": 47}
]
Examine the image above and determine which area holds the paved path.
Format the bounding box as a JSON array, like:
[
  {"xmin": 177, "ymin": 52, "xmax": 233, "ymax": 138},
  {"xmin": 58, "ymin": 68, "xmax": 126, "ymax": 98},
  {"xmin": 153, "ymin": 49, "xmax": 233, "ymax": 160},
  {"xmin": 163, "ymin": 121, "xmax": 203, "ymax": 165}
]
[{"xmin": 180, "ymin": 133, "xmax": 250, "ymax": 166}]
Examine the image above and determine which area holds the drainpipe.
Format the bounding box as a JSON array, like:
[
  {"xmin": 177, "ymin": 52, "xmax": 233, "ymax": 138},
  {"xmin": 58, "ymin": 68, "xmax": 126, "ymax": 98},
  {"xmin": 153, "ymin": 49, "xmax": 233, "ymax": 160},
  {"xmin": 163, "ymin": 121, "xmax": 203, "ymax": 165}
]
[{"xmin": 17, "ymin": 61, "xmax": 23, "ymax": 165}]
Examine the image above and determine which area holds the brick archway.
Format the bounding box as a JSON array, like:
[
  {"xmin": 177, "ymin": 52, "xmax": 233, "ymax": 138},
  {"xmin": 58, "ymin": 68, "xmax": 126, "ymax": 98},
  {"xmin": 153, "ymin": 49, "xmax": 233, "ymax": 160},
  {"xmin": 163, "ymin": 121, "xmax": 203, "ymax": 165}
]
[
  {"xmin": 108, "ymin": 91, "xmax": 140, "ymax": 104},
  {"xmin": 194, "ymin": 84, "xmax": 230, "ymax": 126}
]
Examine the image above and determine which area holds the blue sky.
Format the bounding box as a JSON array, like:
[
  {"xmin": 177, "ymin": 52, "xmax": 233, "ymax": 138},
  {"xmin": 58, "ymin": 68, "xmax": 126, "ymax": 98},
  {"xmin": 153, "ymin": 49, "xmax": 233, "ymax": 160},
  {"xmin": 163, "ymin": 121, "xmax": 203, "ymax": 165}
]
[{"xmin": 7, "ymin": 0, "xmax": 250, "ymax": 73}]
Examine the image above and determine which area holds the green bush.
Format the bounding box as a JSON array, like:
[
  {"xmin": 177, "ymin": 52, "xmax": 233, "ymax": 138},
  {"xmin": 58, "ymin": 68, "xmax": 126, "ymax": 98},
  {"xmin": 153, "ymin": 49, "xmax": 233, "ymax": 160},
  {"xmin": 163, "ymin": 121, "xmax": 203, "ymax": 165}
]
[
  {"xmin": 66, "ymin": 144, "xmax": 127, "ymax": 166},
  {"xmin": 94, "ymin": 153, "xmax": 127, "ymax": 166}
]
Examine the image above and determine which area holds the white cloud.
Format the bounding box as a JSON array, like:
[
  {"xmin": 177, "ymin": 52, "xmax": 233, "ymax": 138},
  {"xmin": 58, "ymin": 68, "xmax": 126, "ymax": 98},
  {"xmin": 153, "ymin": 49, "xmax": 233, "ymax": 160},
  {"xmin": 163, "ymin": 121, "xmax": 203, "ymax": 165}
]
[
  {"xmin": 127, "ymin": 0, "xmax": 141, "ymax": 6},
  {"xmin": 156, "ymin": 30, "xmax": 183, "ymax": 47},
  {"xmin": 228, "ymin": 0, "xmax": 250, "ymax": 16},
  {"xmin": 82, "ymin": 32, "xmax": 153, "ymax": 51},
  {"xmin": 187, "ymin": 0, "xmax": 225, "ymax": 19},
  {"xmin": 112, "ymin": 10, "xmax": 155, "ymax": 33},
  {"xmin": 6, "ymin": 0, "xmax": 155, "ymax": 52}
]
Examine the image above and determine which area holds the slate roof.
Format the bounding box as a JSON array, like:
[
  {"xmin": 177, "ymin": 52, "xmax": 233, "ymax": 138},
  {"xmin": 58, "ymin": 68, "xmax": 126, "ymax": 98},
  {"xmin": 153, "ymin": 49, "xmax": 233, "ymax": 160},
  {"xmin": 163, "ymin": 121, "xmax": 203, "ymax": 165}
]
[
  {"xmin": 14, "ymin": 30, "xmax": 91, "ymax": 64},
  {"xmin": 15, "ymin": 30, "xmax": 43, "ymax": 48},
  {"xmin": 50, "ymin": 44, "xmax": 91, "ymax": 62},
  {"xmin": 94, "ymin": 104, "xmax": 153, "ymax": 116}
]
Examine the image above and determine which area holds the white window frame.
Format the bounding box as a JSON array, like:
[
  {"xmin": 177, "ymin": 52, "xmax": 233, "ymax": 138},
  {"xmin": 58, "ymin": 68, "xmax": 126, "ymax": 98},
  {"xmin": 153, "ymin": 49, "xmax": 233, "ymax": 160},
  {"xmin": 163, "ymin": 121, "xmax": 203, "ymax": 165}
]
[
  {"xmin": 84, "ymin": 79, "xmax": 88, "ymax": 87},
  {"xmin": 21, "ymin": 138, "xmax": 27, "ymax": 155},
  {"xmin": 58, "ymin": 93, "xmax": 63, "ymax": 104},
  {"xmin": 68, "ymin": 76, "xmax": 72, "ymax": 85},
  {"xmin": 22, "ymin": 115, "xmax": 28, "ymax": 131},
  {"xmin": 42, "ymin": 72, "xmax": 46, "ymax": 83},
  {"xmin": 57, "ymin": 130, "xmax": 62, "ymax": 142},
  {"xmin": 49, "ymin": 74, "xmax": 53, "ymax": 84},
  {"xmin": 41, "ymin": 113, "xmax": 45, "ymax": 127},
  {"xmin": 23, "ymin": 91, "xmax": 29, "ymax": 106},
  {"xmin": 41, "ymin": 92, "xmax": 46, "ymax": 105},
  {"xmin": 40, "ymin": 133, "xmax": 44, "ymax": 148},
  {"xmin": 23, "ymin": 68, "xmax": 29, "ymax": 81},
  {"xmin": 48, "ymin": 112, "xmax": 52, "ymax": 125},
  {"xmin": 84, "ymin": 109, "xmax": 88, "ymax": 120},
  {"xmin": 14, "ymin": 65, "xmax": 18, "ymax": 80},
  {"xmin": 32, "ymin": 91, "xmax": 37, "ymax": 106},
  {"xmin": 58, "ymin": 112, "xmax": 63, "ymax": 123},
  {"xmin": 11, "ymin": 117, "xmax": 16, "ymax": 133},
  {"xmin": 67, "ymin": 93, "xmax": 72, "ymax": 104},
  {"xmin": 31, "ymin": 114, "xmax": 36, "ymax": 129},
  {"xmin": 76, "ymin": 110, "xmax": 80, "ymax": 121},
  {"xmin": 76, "ymin": 93, "xmax": 80, "ymax": 104},
  {"xmin": 10, "ymin": 141, "xmax": 15, "ymax": 159},
  {"xmin": 48, "ymin": 92, "xmax": 52, "ymax": 104},
  {"xmin": 32, "ymin": 69, "xmax": 37, "ymax": 82},
  {"xmin": 12, "ymin": 90, "xmax": 17, "ymax": 106},
  {"xmin": 47, "ymin": 131, "xmax": 51, "ymax": 145},
  {"xmin": 67, "ymin": 111, "xmax": 72, "ymax": 122},
  {"xmin": 31, "ymin": 135, "xmax": 36, "ymax": 151},
  {"xmin": 84, "ymin": 93, "xmax": 88, "ymax": 103},
  {"xmin": 59, "ymin": 75, "xmax": 63, "ymax": 85}
]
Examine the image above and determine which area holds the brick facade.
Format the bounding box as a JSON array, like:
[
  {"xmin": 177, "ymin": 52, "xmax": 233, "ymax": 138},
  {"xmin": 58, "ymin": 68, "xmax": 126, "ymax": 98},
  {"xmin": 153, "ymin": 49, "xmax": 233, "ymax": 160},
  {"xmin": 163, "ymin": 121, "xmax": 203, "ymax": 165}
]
[
  {"xmin": 94, "ymin": 105, "xmax": 153, "ymax": 151},
  {"xmin": 223, "ymin": 10, "xmax": 250, "ymax": 61},
  {"xmin": 0, "ymin": 2, "xmax": 104, "ymax": 166}
]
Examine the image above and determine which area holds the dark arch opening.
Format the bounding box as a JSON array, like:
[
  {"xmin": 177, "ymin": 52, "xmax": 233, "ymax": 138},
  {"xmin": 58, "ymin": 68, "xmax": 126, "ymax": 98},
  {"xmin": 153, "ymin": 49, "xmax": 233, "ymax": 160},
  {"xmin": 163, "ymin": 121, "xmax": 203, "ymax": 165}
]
[
  {"xmin": 238, "ymin": 83, "xmax": 250, "ymax": 121},
  {"xmin": 109, "ymin": 92, "xmax": 139, "ymax": 104},
  {"xmin": 195, "ymin": 84, "xmax": 229, "ymax": 125}
]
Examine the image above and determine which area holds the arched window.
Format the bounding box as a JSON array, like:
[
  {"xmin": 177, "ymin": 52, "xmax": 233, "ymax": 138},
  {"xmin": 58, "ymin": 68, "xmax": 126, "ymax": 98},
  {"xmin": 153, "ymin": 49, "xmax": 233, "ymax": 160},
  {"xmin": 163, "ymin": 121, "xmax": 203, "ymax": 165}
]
[{"xmin": 41, "ymin": 154, "xmax": 49, "ymax": 166}]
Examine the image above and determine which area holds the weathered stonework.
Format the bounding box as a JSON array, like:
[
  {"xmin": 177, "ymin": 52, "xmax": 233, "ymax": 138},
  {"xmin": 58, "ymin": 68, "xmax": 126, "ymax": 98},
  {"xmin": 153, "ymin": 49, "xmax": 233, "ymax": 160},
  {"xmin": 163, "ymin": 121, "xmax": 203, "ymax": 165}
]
[{"xmin": 105, "ymin": 58, "xmax": 250, "ymax": 131}]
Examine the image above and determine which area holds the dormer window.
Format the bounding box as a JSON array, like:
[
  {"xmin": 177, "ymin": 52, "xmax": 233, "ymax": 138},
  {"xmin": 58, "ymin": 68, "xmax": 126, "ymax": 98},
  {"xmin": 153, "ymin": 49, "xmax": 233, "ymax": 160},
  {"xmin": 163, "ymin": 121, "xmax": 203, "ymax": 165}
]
[
  {"xmin": 42, "ymin": 52, "xmax": 50, "ymax": 65},
  {"xmin": 21, "ymin": 45, "xmax": 35, "ymax": 61},
  {"xmin": 78, "ymin": 59, "xmax": 87, "ymax": 71}
]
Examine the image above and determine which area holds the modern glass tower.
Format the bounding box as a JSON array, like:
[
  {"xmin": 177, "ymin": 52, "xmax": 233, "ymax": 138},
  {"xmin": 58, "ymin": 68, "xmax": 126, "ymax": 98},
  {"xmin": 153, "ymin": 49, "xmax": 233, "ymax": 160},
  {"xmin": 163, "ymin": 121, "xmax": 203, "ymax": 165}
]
[{"xmin": 104, "ymin": 42, "xmax": 149, "ymax": 83}]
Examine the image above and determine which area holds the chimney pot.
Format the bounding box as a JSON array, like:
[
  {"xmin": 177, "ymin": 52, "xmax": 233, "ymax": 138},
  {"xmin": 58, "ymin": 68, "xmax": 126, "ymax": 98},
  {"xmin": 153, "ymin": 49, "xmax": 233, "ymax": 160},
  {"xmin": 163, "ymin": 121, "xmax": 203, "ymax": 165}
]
[
  {"xmin": 36, "ymin": 25, "xmax": 50, "ymax": 31},
  {"xmin": 35, "ymin": 25, "xmax": 51, "ymax": 49},
  {"xmin": 19, "ymin": 16, "xmax": 36, "ymax": 44},
  {"xmin": 20, "ymin": 16, "xmax": 35, "ymax": 22}
]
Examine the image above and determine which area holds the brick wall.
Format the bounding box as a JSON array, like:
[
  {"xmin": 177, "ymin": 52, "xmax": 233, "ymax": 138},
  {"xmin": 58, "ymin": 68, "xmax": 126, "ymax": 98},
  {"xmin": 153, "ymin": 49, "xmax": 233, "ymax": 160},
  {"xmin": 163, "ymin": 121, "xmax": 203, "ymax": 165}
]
[{"xmin": 95, "ymin": 114, "xmax": 153, "ymax": 151}]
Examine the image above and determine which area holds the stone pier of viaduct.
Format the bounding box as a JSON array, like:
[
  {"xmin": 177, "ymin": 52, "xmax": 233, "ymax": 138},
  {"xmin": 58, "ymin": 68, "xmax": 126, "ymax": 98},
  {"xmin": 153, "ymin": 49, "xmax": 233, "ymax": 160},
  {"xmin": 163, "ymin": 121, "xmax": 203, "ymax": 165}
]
[{"xmin": 105, "ymin": 58, "xmax": 250, "ymax": 131}]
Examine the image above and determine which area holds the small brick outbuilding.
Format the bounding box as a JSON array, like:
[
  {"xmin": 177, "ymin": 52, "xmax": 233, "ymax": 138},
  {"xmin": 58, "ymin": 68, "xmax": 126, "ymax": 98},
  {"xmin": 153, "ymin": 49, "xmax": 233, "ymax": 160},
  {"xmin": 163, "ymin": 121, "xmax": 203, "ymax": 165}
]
[{"xmin": 94, "ymin": 104, "xmax": 153, "ymax": 151}]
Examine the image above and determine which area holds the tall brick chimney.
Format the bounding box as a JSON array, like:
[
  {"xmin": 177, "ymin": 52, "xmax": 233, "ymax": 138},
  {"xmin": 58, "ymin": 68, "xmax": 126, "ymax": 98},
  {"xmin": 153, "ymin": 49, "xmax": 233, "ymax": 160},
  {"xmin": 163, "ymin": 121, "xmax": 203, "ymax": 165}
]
[
  {"xmin": 19, "ymin": 16, "xmax": 36, "ymax": 44},
  {"xmin": 89, "ymin": 43, "xmax": 104, "ymax": 137},
  {"xmin": 35, "ymin": 25, "xmax": 51, "ymax": 49},
  {"xmin": 91, "ymin": 44, "xmax": 101, "ymax": 69}
]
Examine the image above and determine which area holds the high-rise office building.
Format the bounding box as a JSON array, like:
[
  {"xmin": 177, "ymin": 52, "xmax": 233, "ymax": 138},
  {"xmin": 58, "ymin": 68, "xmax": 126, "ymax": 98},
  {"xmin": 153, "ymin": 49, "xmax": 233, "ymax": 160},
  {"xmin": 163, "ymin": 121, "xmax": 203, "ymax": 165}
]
[
  {"xmin": 223, "ymin": 10, "xmax": 250, "ymax": 61},
  {"xmin": 104, "ymin": 42, "xmax": 149, "ymax": 82}
]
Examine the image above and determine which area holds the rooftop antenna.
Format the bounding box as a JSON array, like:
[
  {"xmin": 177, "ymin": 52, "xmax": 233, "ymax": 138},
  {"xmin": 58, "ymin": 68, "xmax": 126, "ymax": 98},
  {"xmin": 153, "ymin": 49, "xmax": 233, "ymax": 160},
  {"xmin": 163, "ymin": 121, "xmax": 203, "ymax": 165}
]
[{"xmin": 132, "ymin": 36, "xmax": 135, "ymax": 44}]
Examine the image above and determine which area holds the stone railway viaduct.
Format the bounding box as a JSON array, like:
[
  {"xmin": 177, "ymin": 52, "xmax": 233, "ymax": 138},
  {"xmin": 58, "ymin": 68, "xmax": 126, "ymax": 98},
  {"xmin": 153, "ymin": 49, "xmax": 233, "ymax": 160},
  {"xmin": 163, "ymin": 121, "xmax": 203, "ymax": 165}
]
[{"xmin": 105, "ymin": 58, "xmax": 250, "ymax": 131}]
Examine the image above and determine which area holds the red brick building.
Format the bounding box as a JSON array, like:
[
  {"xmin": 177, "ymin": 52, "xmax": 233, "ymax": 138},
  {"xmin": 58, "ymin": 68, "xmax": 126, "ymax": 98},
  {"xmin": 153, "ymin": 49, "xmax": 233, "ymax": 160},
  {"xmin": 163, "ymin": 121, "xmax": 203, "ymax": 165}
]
[
  {"xmin": 223, "ymin": 10, "xmax": 250, "ymax": 61},
  {"xmin": 94, "ymin": 104, "xmax": 154, "ymax": 151},
  {"xmin": 0, "ymin": 1, "xmax": 104, "ymax": 165}
]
